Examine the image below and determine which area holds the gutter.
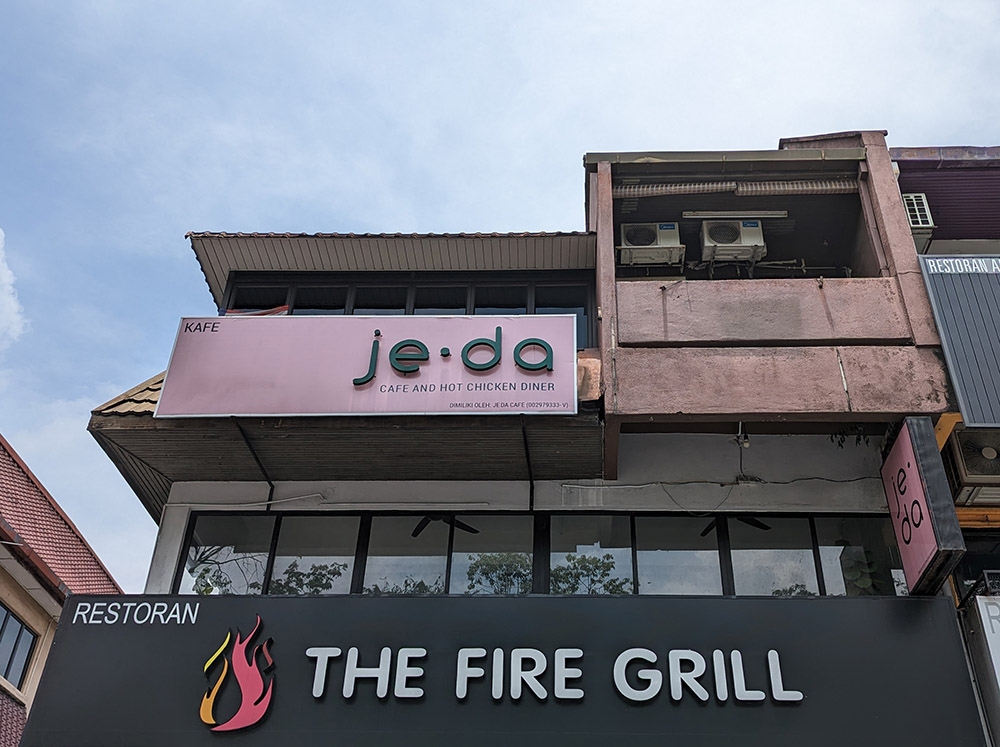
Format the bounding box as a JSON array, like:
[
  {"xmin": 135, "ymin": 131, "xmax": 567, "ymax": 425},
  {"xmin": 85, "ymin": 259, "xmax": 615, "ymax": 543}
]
[{"xmin": 0, "ymin": 517, "xmax": 68, "ymax": 603}]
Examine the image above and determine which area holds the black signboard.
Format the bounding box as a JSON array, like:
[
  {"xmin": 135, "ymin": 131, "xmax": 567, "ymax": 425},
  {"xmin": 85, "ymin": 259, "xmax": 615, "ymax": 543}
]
[
  {"xmin": 23, "ymin": 595, "xmax": 985, "ymax": 747},
  {"xmin": 920, "ymin": 255, "xmax": 1000, "ymax": 427}
]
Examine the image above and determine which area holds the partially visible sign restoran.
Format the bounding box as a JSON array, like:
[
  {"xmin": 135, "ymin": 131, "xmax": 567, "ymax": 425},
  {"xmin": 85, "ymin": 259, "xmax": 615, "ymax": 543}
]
[{"xmin": 155, "ymin": 315, "xmax": 578, "ymax": 417}]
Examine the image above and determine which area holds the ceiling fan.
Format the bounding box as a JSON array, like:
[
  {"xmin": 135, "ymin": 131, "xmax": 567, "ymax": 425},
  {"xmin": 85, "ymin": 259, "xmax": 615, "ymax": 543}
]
[
  {"xmin": 411, "ymin": 516, "xmax": 480, "ymax": 538},
  {"xmin": 699, "ymin": 517, "xmax": 772, "ymax": 538}
]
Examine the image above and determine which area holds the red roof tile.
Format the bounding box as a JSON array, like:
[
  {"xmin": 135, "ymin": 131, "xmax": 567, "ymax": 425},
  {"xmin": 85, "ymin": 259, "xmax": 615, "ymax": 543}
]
[{"xmin": 0, "ymin": 433, "xmax": 121, "ymax": 598}]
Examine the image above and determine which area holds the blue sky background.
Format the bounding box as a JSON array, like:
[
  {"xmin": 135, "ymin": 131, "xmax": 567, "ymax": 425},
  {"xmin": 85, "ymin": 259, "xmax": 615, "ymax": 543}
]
[{"xmin": 1, "ymin": 1, "xmax": 999, "ymax": 591}]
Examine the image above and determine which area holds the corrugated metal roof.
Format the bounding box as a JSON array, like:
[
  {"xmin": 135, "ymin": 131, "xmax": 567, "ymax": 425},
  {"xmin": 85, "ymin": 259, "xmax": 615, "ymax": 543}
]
[
  {"xmin": 0, "ymin": 433, "xmax": 121, "ymax": 598},
  {"xmin": 187, "ymin": 232, "xmax": 598, "ymax": 308},
  {"xmin": 585, "ymin": 147, "xmax": 866, "ymax": 168}
]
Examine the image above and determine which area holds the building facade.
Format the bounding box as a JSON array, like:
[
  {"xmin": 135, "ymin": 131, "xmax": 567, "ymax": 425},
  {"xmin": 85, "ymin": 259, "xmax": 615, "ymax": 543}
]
[
  {"xmin": 890, "ymin": 145, "xmax": 1000, "ymax": 740},
  {"xmin": 21, "ymin": 130, "xmax": 998, "ymax": 745},
  {"xmin": 0, "ymin": 432, "xmax": 120, "ymax": 744}
]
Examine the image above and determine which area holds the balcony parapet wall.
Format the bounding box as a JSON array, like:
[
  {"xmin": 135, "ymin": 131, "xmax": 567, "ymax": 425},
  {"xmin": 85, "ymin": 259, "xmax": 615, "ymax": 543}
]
[
  {"xmin": 618, "ymin": 277, "xmax": 912, "ymax": 346},
  {"xmin": 612, "ymin": 345, "xmax": 951, "ymax": 419}
]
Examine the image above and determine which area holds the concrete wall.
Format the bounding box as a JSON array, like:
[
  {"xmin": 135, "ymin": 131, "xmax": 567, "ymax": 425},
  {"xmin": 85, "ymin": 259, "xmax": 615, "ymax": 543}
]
[
  {"xmin": 613, "ymin": 345, "xmax": 950, "ymax": 418},
  {"xmin": 617, "ymin": 277, "xmax": 911, "ymax": 346}
]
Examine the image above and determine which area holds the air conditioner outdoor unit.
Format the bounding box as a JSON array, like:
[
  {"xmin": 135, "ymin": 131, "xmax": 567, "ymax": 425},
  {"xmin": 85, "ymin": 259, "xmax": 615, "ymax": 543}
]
[
  {"xmin": 701, "ymin": 219, "xmax": 767, "ymax": 262},
  {"xmin": 619, "ymin": 222, "xmax": 685, "ymax": 265},
  {"xmin": 901, "ymin": 193, "xmax": 935, "ymax": 254},
  {"xmin": 943, "ymin": 428, "xmax": 1000, "ymax": 505}
]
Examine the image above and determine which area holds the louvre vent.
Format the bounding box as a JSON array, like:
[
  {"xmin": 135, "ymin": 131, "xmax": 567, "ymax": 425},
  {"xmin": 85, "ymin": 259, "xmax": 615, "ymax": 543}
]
[{"xmin": 902, "ymin": 193, "xmax": 935, "ymax": 229}]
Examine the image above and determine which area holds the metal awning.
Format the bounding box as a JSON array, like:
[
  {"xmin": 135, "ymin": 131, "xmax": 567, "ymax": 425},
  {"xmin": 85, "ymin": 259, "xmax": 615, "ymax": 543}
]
[{"xmin": 188, "ymin": 232, "xmax": 598, "ymax": 308}]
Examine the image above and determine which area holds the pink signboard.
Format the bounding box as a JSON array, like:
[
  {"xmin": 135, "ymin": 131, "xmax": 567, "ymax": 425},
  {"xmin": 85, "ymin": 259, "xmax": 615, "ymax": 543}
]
[
  {"xmin": 156, "ymin": 315, "xmax": 578, "ymax": 417},
  {"xmin": 881, "ymin": 422, "xmax": 937, "ymax": 591}
]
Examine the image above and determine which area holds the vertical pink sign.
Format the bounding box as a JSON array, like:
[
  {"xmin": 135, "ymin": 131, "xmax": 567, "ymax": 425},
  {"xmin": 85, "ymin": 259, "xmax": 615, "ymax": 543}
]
[{"xmin": 881, "ymin": 422, "xmax": 937, "ymax": 592}]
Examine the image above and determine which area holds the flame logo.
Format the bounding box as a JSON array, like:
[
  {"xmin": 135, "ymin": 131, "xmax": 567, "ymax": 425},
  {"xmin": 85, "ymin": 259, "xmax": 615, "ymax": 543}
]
[{"xmin": 200, "ymin": 615, "xmax": 275, "ymax": 732}]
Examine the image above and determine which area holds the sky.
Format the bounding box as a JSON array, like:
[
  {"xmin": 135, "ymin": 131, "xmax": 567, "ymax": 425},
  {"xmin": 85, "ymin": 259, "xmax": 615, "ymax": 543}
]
[{"xmin": 1, "ymin": 0, "xmax": 999, "ymax": 592}]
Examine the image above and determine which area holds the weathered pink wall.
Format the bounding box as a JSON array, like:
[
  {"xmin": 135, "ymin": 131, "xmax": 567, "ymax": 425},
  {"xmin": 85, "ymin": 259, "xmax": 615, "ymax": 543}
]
[
  {"xmin": 613, "ymin": 346, "xmax": 950, "ymax": 418},
  {"xmin": 594, "ymin": 130, "xmax": 952, "ymax": 474},
  {"xmin": 617, "ymin": 277, "xmax": 911, "ymax": 346}
]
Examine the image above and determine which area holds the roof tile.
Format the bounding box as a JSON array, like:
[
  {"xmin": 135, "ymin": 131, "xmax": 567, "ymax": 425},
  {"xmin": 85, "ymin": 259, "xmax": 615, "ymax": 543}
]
[{"xmin": 0, "ymin": 434, "xmax": 121, "ymax": 596}]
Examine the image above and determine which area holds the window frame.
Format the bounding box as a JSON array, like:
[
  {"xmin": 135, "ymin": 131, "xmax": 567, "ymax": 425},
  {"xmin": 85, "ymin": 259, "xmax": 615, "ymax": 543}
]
[
  {"xmin": 0, "ymin": 601, "xmax": 38, "ymax": 691},
  {"xmin": 221, "ymin": 271, "xmax": 597, "ymax": 348},
  {"xmin": 174, "ymin": 510, "xmax": 901, "ymax": 599}
]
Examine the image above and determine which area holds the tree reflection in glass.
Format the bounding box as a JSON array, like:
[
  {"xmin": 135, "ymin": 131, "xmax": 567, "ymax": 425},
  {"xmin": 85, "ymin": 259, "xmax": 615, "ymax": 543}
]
[
  {"xmin": 452, "ymin": 516, "xmax": 534, "ymax": 595},
  {"xmin": 269, "ymin": 516, "xmax": 359, "ymax": 595},
  {"xmin": 179, "ymin": 515, "xmax": 275, "ymax": 596},
  {"xmin": 550, "ymin": 516, "xmax": 632, "ymax": 595},
  {"xmin": 363, "ymin": 516, "xmax": 448, "ymax": 595}
]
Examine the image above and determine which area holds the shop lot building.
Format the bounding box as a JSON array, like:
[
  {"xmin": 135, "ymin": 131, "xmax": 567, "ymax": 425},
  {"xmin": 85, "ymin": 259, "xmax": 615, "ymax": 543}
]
[
  {"xmin": 21, "ymin": 130, "xmax": 999, "ymax": 746},
  {"xmin": 0, "ymin": 433, "xmax": 119, "ymax": 745}
]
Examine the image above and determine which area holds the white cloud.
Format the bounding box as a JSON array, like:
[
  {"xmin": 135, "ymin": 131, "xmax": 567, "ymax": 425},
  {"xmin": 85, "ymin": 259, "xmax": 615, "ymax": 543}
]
[{"xmin": 0, "ymin": 229, "xmax": 27, "ymax": 350}]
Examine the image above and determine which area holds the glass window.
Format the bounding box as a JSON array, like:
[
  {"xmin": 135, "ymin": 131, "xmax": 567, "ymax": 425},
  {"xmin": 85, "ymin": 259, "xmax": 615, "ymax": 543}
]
[
  {"xmin": 730, "ymin": 517, "xmax": 819, "ymax": 597},
  {"xmin": 0, "ymin": 605, "xmax": 35, "ymax": 690},
  {"xmin": 535, "ymin": 285, "xmax": 589, "ymax": 348},
  {"xmin": 7, "ymin": 629, "xmax": 34, "ymax": 688},
  {"xmin": 814, "ymin": 517, "xmax": 904, "ymax": 596},
  {"xmin": 635, "ymin": 517, "xmax": 722, "ymax": 595},
  {"xmin": 292, "ymin": 286, "xmax": 347, "ymax": 315},
  {"xmin": 269, "ymin": 516, "xmax": 359, "ymax": 595},
  {"xmin": 178, "ymin": 515, "xmax": 276, "ymax": 595},
  {"xmin": 474, "ymin": 286, "xmax": 527, "ymax": 316},
  {"xmin": 353, "ymin": 286, "xmax": 407, "ymax": 315},
  {"xmin": 550, "ymin": 515, "xmax": 633, "ymax": 595},
  {"xmin": 0, "ymin": 617, "xmax": 19, "ymax": 680},
  {"xmin": 414, "ymin": 286, "xmax": 468, "ymax": 315},
  {"xmin": 450, "ymin": 516, "xmax": 533, "ymax": 595},
  {"xmin": 232, "ymin": 286, "xmax": 288, "ymax": 310},
  {"xmin": 363, "ymin": 516, "xmax": 448, "ymax": 595}
]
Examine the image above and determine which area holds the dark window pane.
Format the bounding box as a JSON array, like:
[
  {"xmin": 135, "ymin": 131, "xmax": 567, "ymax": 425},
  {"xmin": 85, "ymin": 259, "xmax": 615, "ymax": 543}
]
[
  {"xmin": 292, "ymin": 286, "xmax": 347, "ymax": 315},
  {"xmin": 363, "ymin": 516, "xmax": 448, "ymax": 595},
  {"xmin": 635, "ymin": 517, "xmax": 722, "ymax": 595},
  {"xmin": 232, "ymin": 286, "xmax": 288, "ymax": 310},
  {"xmin": 451, "ymin": 516, "xmax": 533, "ymax": 595},
  {"xmin": 178, "ymin": 515, "xmax": 275, "ymax": 595},
  {"xmin": 7, "ymin": 628, "xmax": 34, "ymax": 689},
  {"xmin": 550, "ymin": 515, "xmax": 633, "ymax": 595},
  {"xmin": 414, "ymin": 286, "xmax": 468, "ymax": 315},
  {"xmin": 815, "ymin": 517, "xmax": 905, "ymax": 596},
  {"xmin": 353, "ymin": 286, "xmax": 407, "ymax": 315},
  {"xmin": 474, "ymin": 286, "xmax": 527, "ymax": 316},
  {"xmin": 536, "ymin": 285, "xmax": 589, "ymax": 348},
  {"xmin": 0, "ymin": 618, "xmax": 19, "ymax": 676},
  {"xmin": 730, "ymin": 517, "xmax": 819, "ymax": 597},
  {"xmin": 955, "ymin": 532, "xmax": 1000, "ymax": 597},
  {"xmin": 269, "ymin": 516, "xmax": 359, "ymax": 595}
]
